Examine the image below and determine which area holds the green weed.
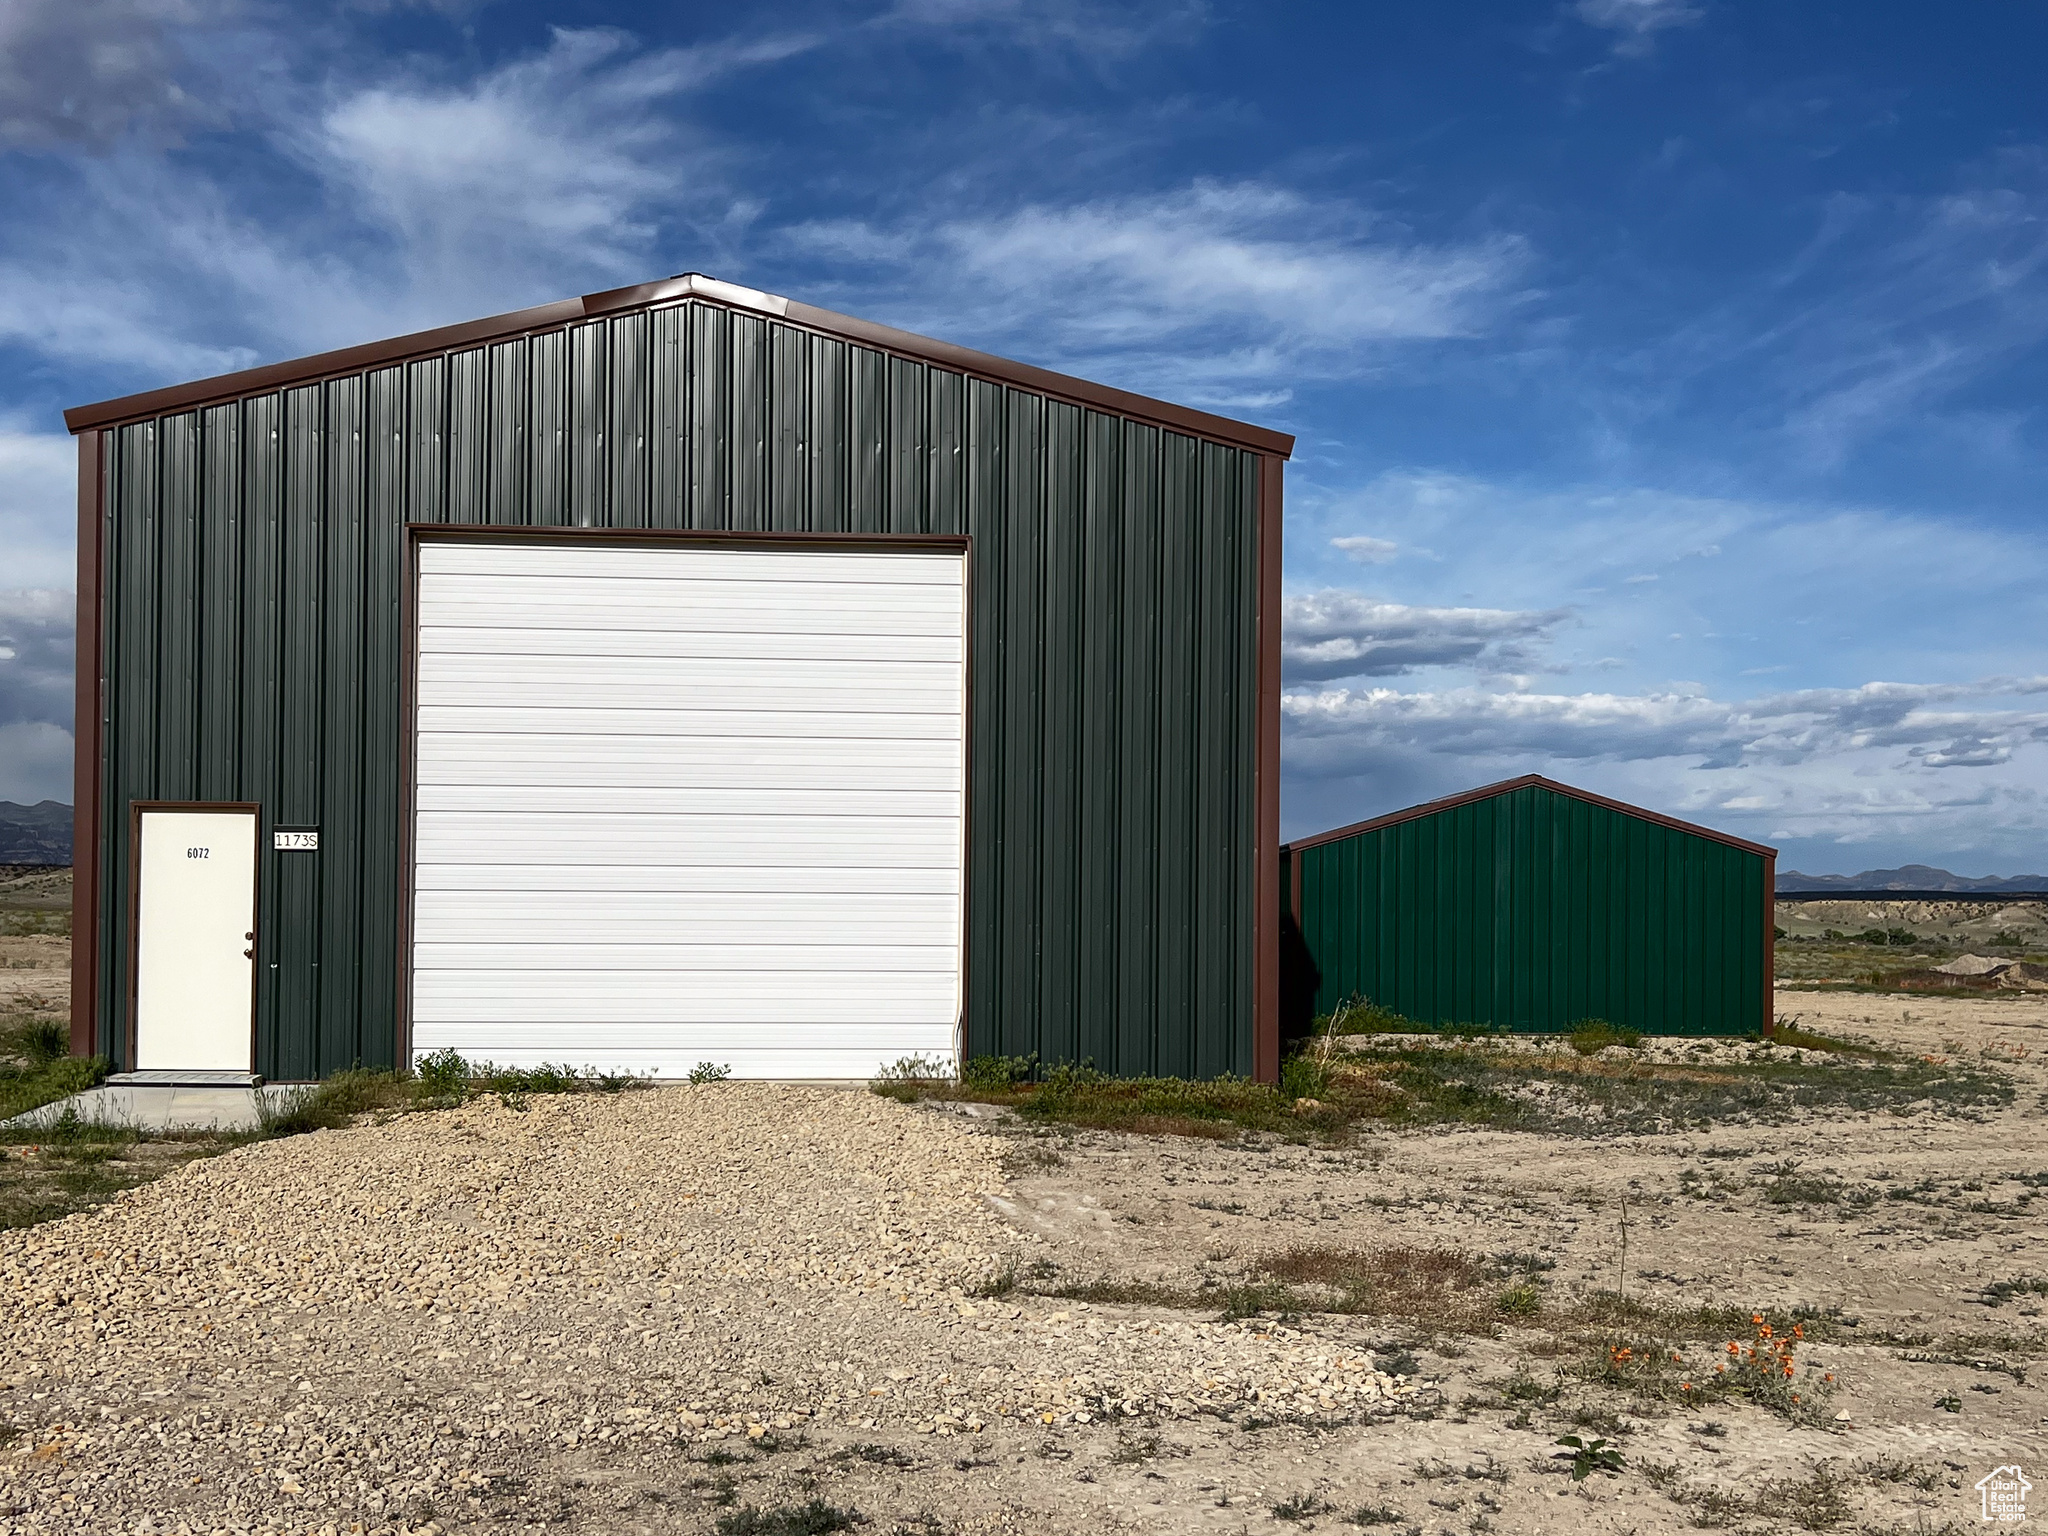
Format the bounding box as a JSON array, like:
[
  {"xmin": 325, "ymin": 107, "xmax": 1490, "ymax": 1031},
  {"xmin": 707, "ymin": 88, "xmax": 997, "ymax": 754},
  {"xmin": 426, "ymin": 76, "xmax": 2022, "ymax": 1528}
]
[
  {"xmin": 1554, "ymin": 1435, "xmax": 1624, "ymax": 1480},
  {"xmin": 963, "ymin": 1053, "xmax": 1036, "ymax": 1089},
  {"xmin": 713, "ymin": 1500, "xmax": 861, "ymax": 1535},
  {"xmin": 1272, "ymin": 1492, "xmax": 1334, "ymax": 1521},
  {"xmin": 1568, "ymin": 1020, "xmax": 1642, "ymax": 1055}
]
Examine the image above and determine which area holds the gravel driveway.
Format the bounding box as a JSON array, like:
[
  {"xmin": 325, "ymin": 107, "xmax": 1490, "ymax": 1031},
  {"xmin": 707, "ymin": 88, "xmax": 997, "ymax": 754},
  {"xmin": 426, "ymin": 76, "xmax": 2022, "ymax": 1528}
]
[{"xmin": 0, "ymin": 1086, "xmax": 1416, "ymax": 1534}]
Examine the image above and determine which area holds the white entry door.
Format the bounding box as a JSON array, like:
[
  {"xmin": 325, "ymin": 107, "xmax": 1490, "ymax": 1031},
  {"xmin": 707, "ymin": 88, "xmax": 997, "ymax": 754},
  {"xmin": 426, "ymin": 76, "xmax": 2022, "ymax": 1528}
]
[
  {"xmin": 410, "ymin": 538, "xmax": 968, "ymax": 1079},
  {"xmin": 133, "ymin": 807, "xmax": 259, "ymax": 1071}
]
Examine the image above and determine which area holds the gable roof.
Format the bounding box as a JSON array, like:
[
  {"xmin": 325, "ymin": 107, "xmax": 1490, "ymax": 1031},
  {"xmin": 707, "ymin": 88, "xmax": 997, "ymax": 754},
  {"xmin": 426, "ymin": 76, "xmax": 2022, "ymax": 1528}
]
[
  {"xmin": 64, "ymin": 272, "xmax": 1295, "ymax": 456},
  {"xmin": 1280, "ymin": 773, "xmax": 1777, "ymax": 858}
]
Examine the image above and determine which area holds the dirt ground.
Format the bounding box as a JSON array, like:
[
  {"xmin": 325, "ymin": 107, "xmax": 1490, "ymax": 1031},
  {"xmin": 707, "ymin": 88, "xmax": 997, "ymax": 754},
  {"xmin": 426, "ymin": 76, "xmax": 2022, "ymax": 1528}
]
[{"xmin": 4, "ymin": 921, "xmax": 2048, "ymax": 1532}]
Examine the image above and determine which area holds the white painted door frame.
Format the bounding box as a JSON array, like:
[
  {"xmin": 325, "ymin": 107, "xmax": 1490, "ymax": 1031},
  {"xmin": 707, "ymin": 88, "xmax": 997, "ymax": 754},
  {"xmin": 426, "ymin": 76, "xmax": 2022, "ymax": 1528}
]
[{"xmin": 129, "ymin": 802, "xmax": 261, "ymax": 1072}]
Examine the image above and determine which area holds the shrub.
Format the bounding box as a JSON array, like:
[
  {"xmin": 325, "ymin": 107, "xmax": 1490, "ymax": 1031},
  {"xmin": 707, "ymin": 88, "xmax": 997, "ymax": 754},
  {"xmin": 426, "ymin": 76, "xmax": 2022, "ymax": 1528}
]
[
  {"xmin": 688, "ymin": 1062, "xmax": 733, "ymax": 1085},
  {"xmin": 1, "ymin": 1018, "xmax": 68, "ymax": 1069},
  {"xmin": 962, "ymin": 1053, "xmax": 1036, "ymax": 1089},
  {"xmin": 1318, "ymin": 996, "xmax": 1423, "ymax": 1035},
  {"xmin": 413, "ymin": 1048, "xmax": 471, "ymax": 1097},
  {"xmin": 868, "ymin": 1055, "xmax": 957, "ymax": 1100},
  {"xmin": 258, "ymin": 1069, "xmax": 407, "ymax": 1136},
  {"xmin": 1280, "ymin": 1052, "xmax": 1331, "ymax": 1102},
  {"xmin": 1568, "ymin": 1019, "xmax": 1642, "ymax": 1055},
  {"xmin": 714, "ymin": 1500, "xmax": 861, "ymax": 1536}
]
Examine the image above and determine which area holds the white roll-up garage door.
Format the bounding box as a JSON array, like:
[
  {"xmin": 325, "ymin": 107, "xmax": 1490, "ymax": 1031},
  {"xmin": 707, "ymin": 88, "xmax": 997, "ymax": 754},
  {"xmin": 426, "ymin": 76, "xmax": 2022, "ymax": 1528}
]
[{"xmin": 409, "ymin": 538, "xmax": 966, "ymax": 1079}]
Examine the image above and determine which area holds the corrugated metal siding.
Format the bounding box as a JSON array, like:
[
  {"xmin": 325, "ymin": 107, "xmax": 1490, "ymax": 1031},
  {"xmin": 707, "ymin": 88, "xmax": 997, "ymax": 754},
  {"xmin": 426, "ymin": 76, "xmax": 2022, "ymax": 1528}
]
[
  {"xmin": 93, "ymin": 299, "xmax": 1261, "ymax": 1079},
  {"xmin": 1289, "ymin": 783, "xmax": 1767, "ymax": 1035}
]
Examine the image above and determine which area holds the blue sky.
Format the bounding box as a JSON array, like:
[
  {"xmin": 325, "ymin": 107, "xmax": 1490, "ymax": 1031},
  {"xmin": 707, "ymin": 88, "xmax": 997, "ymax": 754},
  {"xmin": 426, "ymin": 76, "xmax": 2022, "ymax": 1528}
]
[{"xmin": 3, "ymin": 0, "xmax": 2047, "ymax": 875}]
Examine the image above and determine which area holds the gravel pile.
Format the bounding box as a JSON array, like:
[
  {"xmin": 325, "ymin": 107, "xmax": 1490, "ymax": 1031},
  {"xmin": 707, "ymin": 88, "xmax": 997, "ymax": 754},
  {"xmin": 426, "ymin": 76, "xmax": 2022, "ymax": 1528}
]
[{"xmin": 0, "ymin": 1086, "xmax": 1421, "ymax": 1533}]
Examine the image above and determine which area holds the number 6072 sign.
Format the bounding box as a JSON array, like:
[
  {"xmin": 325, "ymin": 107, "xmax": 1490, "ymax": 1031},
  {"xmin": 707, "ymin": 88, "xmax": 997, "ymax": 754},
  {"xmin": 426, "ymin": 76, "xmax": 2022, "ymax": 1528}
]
[{"xmin": 273, "ymin": 830, "xmax": 319, "ymax": 851}]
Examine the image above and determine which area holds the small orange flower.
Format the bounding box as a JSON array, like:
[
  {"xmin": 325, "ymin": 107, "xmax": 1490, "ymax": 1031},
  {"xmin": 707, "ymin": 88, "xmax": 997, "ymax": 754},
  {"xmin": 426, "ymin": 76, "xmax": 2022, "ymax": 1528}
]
[
  {"xmin": 1714, "ymin": 1364, "xmax": 1725, "ymax": 1374},
  {"xmin": 1727, "ymin": 1343, "xmax": 1740, "ymax": 1355},
  {"xmin": 1791, "ymin": 1393, "xmax": 1800, "ymax": 1403},
  {"xmin": 1823, "ymin": 1373, "xmax": 1834, "ymax": 1383},
  {"xmin": 1752, "ymin": 1313, "xmax": 1763, "ymax": 1325},
  {"xmin": 1792, "ymin": 1324, "xmax": 1805, "ymax": 1339},
  {"xmin": 1681, "ymin": 1381, "xmax": 1692, "ymax": 1391}
]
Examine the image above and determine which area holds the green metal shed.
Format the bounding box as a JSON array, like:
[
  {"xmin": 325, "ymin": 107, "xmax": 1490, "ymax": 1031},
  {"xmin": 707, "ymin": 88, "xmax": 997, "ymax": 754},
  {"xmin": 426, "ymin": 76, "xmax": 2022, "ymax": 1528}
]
[
  {"xmin": 65, "ymin": 273, "xmax": 1291, "ymax": 1084},
  {"xmin": 1282, "ymin": 775, "xmax": 1775, "ymax": 1036}
]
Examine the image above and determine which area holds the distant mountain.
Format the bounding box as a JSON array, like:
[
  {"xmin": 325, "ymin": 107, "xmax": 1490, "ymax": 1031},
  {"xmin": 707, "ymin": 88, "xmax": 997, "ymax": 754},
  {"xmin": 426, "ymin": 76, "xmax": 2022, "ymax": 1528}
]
[
  {"xmin": 0, "ymin": 801, "xmax": 70, "ymax": 865},
  {"xmin": 1778, "ymin": 864, "xmax": 2048, "ymax": 893}
]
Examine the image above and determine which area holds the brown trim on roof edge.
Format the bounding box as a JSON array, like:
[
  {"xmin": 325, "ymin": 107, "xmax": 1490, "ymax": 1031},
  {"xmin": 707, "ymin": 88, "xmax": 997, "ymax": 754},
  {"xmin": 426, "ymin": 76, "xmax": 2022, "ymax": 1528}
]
[
  {"xmin": 70, "ymin": 431, "xmax": 102, "ymax": 1059},
  {"xmin": 65, "ymin": 274, "xmax": 1296, "ymax": 457},
  {"xmin": 1252, "ymin": 455, "xmax": 1284, "ymax": 1085},
  {"xmin": 1280, "ymin": 774, "xmax": 1778, "ymax": 859}
]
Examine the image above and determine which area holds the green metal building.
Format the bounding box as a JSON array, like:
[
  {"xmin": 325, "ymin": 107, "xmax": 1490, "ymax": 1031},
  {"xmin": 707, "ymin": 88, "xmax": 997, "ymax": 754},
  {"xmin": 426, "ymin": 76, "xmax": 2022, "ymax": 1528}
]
[
  {"xmin": 1282, "ymin": 775, "xmax": 1775, "ymax": 1036},
  {"xmin": 65, "ymin": 273, "xmax": 1290, "ymax": 1084}
]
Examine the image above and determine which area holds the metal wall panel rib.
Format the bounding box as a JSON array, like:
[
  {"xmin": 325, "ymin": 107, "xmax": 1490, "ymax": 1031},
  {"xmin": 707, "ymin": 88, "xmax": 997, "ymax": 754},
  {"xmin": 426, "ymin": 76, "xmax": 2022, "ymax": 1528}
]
[
  {"xmin": 929, "ymin": 370, "xmax": 965, "ymax": 535},
  {"xmin": 157, "ymin": 414, "xmax": 199, "ymax": 801},
  {"xmin": 768, "ymin": 323, "xmax": 807, "ymax": 532},
  {"xmin": 962, "ymin": 377, "xmax": 1007, "ymax": 1059},
  {"xmin": 1038, "ymin": 400, "xmax": 1082, "ymax": 1066},
  {"xmin": 405, "ymin": 357, "xmax": 446, "ymax": 526},
  {"xmin": 98, "ymin": 423, "xmax": 157, "ymax": 1057},
  {"xmin": 90, "ymin": 297, "xmax": 1265, "ymax": 1079},
  {"xmin": 197, "ymin": 403, "xmax": 242, "ymax": 804},
  {"xmin": 446, "ymin": 348, "xmax": 485, "ymax": 525},
  {"xmin": 689, "ymin": 305, "xmax": 727, "ymax": 529},
  {"xmin": 650, "ymin": 307, "xmax": 686, "ymax": 529},
  {"xmin": 996, "ymin": 388, "xmax": 1044, "ymax": 1058},
  {"xmin": 569, "ymin": 321, "xmax": 607, "ymax": 530},
  {"xmin": 1152, "ymin": 432, "xmax": 1198, "ymax": 1078},
  {"xmin": 528, "ymin": 329, "xmax": 568, "ymax": 528},
  {"xmin": 610, "ymin": 313, "xmax": 650, "ymax": 530},
  {"xmin": 890, "ymin": 357, "xmax": 927, "ymax": 535},
  {"xmin": 240, "ymin": 395, "xmax": 283, "ymax": 1066},
  {"xmin": 320, "ymin": 376, "xmax": 367, "ymax": 1069},
  {"xmin": 1114, "ymin": 422, "xmax": 1161, "ymax": 1074},
  {"xmin": 360, "ymin": 367, "xmax": 404, "ymax": 1067},
  {"xmin": 274, "ymin": 385, "xmax": 325, "ymax": 1080},
  {"xmin": 1075, "ymin": 412, "xmax": 1121, "ymax": 1073},
  {"xmin": 1292, "ymin": 782, "xmax": 1767, "ymax": 1035},
  {"xmin": 728, "ymin": 312, "xmax": 764, "ymax": 531},
  {"xmin": 486, "ymin": 340, "xmax": 529, "ymax": 527},
  {"xmin": 811, "ymin": 337, "xmax": 849, "ymax": 533},
  {"xmin": 850, "ymin": 345, "xmax": 887, "ymax": 536}
]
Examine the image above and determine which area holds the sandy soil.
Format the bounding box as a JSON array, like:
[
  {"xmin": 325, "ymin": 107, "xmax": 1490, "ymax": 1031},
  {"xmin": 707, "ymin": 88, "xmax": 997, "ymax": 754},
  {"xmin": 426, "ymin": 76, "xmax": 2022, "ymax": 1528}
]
[
  {"xmin": 974, "ymin": 988, "xmax": 2048, "ymax": 1532},
  {"xmin": 0, "ymin": 935, "xmax": 67, "ymax": 1017},
  {"xmin": 4, "ymin": 967, "xmax": 2046, "ymax": 1532}
]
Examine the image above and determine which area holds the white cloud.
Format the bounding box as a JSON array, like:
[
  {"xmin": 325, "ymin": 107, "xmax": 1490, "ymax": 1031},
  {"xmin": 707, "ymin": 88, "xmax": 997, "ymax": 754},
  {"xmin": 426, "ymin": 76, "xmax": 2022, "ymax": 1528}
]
[
  {"xmin": 787, "ymin": 182, "xmax": 1529, "ymax": 407},
  {"xmin": 1283, "ymin": 590, "xmax": 1569, "ymax": 682},
  {"xmin": 1282, "ymin": 674, "xmax": 2048, "ymax": 774},
  {"xmin": 0, "ymin": 0, "xmax": 224, "ymax": 150},
  {"xmin": 1331, "ymin": 534, "xmax": 1399, "ymax": 564},
  {"xmin": 0, "ymin": 722, "xmax": 71, "ymax": 804},
  {"xmin": 309, "ymin": 26, "xmax": 818, "ymax": 308},
  {"xmin": 1572, "ymin": 0, "xmax": 1703, "ymax": 58},
  {"xmin": 876, "ymin": 0, "xmax": 1207, "ymax": 58},
  {"xmin": 0, "ymin": 430, "xmax": 79, "ymax": 590},
  {"xmin": 0, "ymin": 590, "xmax": 74, "ymax": 735},
  {"xmin": 0, "ymin": 25, "xmax": 820, "ymax": 384}
]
